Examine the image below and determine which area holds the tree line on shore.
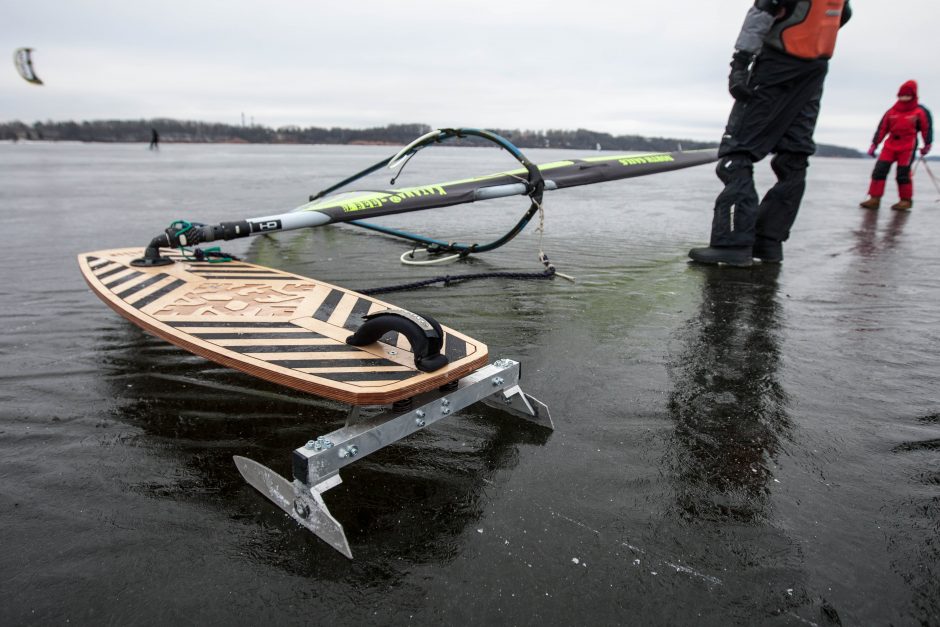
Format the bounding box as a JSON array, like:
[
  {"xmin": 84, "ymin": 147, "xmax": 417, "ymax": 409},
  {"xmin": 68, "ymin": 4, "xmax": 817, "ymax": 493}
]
[{"xmin": 0, "ymin": 118, "xmax": 863, "ymax": 157}]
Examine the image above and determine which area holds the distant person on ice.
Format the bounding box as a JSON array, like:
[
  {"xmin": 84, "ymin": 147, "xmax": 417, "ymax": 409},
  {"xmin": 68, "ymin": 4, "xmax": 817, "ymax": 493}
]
[
  {"xmin": 859, "ymin": 81, "xmax": 933, "ymax": 212},
  {"xmin": 688, "ymin": 0, "xmax": 852, "ymax": 267},
  {"xmin": 149, "ymin": 128, "xmax": 159, "ymax": 151}
]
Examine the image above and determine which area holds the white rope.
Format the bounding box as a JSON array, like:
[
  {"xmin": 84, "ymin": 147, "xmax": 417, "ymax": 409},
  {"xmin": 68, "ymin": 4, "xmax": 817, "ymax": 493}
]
[{"xmin": 400, "ymin": 249, "xmax": 463, "ymax": 265}]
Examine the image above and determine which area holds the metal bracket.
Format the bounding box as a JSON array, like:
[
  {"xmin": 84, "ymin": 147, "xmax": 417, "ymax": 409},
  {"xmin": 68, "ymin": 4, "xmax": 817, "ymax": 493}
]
[{"xmin": 234, "ymin": 358, "xmax": 552, "ymax": 558}]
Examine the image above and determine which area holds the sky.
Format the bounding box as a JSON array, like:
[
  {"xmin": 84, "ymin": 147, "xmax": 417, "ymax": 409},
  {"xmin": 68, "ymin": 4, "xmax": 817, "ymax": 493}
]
[{"xmin": 2, "ymin": 1, "xmax": 938, "ymax": 151}]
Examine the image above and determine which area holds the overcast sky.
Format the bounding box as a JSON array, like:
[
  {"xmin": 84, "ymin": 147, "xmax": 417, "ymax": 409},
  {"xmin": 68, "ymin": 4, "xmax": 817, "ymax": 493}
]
[{"xmin": 2, "ymin": 1, "xmax": 938, "ymax": 150}]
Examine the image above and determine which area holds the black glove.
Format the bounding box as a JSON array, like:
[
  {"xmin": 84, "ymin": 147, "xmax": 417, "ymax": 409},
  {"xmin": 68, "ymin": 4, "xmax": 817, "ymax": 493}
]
[{"xmin": 728, "ymin": 51, "xmax": 753, "ymax": 101}]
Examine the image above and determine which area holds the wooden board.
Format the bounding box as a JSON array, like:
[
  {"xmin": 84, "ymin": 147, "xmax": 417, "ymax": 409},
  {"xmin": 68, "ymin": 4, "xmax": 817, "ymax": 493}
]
[{"xmin": 78, "ymin": 248, "xmax": 488, "ymax": 405}]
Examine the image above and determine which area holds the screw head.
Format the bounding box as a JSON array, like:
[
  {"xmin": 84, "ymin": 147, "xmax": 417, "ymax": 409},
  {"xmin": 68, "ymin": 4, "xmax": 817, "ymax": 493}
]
[{"xmin": 293, "ymin": 498, "xmax": 311, "ymax": 519}]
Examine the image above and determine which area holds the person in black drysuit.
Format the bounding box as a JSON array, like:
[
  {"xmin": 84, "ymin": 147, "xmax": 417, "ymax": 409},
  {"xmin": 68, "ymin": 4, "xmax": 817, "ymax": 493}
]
[
  {"xmin": 689, "ymin": 0, "xmax": 852, "ymax": 267},
  {"xmin": 149, "ymin": 128, "xmax": 159, "ymax": 150}
]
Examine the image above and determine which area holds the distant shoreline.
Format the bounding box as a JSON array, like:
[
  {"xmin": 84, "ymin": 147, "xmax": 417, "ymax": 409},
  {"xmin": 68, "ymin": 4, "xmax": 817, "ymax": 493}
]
[{"xmin": 0, "ymin": 118, "xmax": 865, "ymax": 158}]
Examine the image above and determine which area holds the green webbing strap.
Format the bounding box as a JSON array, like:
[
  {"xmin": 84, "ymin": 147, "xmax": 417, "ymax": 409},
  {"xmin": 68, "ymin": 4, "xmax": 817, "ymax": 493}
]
[{"xmin": 167, "ymin": 220, "xmax": 237, "ymax": 263}]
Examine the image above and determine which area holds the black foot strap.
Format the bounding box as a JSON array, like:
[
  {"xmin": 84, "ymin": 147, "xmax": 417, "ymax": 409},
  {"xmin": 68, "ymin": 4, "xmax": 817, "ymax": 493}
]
[{"xmin": 346, "ymin": 309, "xmax": 449, "ymax": 372}]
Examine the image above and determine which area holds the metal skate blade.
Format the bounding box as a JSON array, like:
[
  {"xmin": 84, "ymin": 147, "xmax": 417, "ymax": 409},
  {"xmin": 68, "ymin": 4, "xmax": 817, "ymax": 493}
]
[{"xmin": 234, "ymin": 455, "xmax": 352, "ymax": 558}]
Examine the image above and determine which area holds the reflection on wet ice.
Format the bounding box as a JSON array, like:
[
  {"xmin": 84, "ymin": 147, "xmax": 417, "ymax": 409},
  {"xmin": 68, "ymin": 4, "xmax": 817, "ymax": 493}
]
[{"xmin": 667, "ymin": 264, "xmax": 790, "ymax": 523}]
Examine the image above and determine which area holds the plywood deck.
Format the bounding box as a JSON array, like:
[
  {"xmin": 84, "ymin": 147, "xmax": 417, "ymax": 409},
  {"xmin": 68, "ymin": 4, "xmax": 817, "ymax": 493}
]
[{"xmin": 79, "ymin": 248, "xmax": 488, "ymax": 405}]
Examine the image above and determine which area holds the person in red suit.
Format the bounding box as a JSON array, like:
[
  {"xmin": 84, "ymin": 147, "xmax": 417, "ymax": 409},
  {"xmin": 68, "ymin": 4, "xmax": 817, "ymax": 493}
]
[{"xmin": 859, "ymin": 80, "xmax": 933, "ymax": 211}]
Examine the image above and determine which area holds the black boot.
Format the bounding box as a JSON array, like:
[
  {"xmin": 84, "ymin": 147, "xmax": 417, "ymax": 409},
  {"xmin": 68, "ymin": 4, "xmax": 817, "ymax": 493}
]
[
  {"xmin": 688, "ymin": 246, "xmax": 753, "ymax": 267},
  {"xmin": 753, "ymin": 237, "xmax": 782, "ymax": 263}
]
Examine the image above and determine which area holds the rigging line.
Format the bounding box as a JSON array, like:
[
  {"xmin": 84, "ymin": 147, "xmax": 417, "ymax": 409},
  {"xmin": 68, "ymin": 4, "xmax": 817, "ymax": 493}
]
[
  {"xmin": 389, "ymin": 149, "xmax": 419, "ymax": 185},
  {"xmin": 354, "ymin": 267, "xmax": 556, "ymax": 296}
]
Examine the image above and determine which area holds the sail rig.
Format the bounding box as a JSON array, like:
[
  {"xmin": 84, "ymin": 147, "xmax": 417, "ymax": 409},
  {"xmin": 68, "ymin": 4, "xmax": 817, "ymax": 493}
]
[{"xmin": 131, "ymin": 128, "xmax": 717, "ymax": 267}]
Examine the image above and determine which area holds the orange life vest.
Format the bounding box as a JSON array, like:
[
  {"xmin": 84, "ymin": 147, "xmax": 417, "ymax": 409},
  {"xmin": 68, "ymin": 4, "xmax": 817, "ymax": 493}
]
[{"xmin": 765, "ymin": 0, "xmax": 845, "ymax": 60}]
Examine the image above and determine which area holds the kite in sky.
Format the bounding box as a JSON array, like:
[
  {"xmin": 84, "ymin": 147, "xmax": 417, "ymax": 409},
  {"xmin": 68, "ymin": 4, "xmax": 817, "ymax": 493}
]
[{"xmin": 14, "ymin": 48, "xmax": 43, "ymax": 85}]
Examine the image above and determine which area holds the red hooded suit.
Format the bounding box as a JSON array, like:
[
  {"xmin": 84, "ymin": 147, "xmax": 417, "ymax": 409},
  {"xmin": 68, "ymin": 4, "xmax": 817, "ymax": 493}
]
[{"xmin": 867, "ymin": 80, "xmax": 933, "ymax": 201}]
